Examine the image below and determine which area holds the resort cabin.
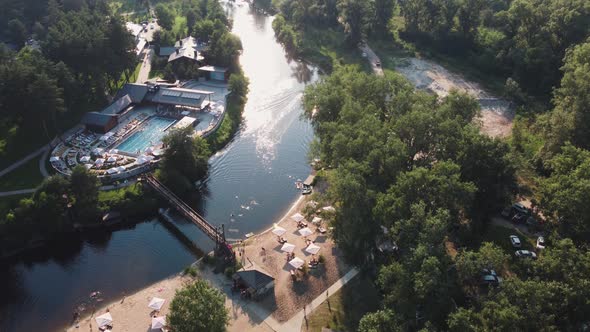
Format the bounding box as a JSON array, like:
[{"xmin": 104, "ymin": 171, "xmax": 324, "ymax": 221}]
[
  {"xmin": 233, "ymin": 266, "xmax": 275, "ymax": 300},
  {"xmin": 168, "ymin": 36, "xmax": 204, "ymax": 64},
  {"xmin": 198, "ymin": 65, "xmax": 230, "ymax": 82},
  {"xmin": 81, "ymin": 112, "xmax": 118, "ymax": 134}
]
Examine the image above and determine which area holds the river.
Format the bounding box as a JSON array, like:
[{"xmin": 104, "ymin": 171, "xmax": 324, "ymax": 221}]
[{"xmin": 0, "ymin": 3, "xmax": 318, "ymax": 331}]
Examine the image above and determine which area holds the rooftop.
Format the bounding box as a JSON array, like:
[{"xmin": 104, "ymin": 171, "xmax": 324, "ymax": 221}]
[
  {"xmin": 146, "ymin": 87, "xmax": 213, "ymax": 109},
  {"xmin": 198, "ymin": 65, "xmax": 229, "ymax": 73},
  {"xmin": 126, "ymin": 22, "xmax": 143, "ymax": 38},
  {"xmin": 114, "ymin": 83, "xmax": 149, "ymax": 103},
  {"xmin": 234, "ymin": 267, "xmax": 274, "ymax": 290},
  {"xmin": 81, "ymin": 112, "xmax": 117, "ymax": 126},
  {"xmin": 101, "ymin": 95, "xmax": 133, "ymax": 115}
]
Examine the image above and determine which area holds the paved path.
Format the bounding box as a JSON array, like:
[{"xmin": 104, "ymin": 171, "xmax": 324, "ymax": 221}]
[
  {"xmin": 39, "ymin": 147, "xmax": 50, "ymax": 178},
  {"xmin": 0, "ymin": 146, "xmax": 48, "ymax": 178},
  {"xmin": 360, "ymin": 44, "xmax": 384, "ymax": 76},
  {"xmin": 136, "ymin": 47, "xmax": 153, "ymax": 83},
  {"xmin": 0, "ymin": 189, "xmax": 36, "ymax": 197}
]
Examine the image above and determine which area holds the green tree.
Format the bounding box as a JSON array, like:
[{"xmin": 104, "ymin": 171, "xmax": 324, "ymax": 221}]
[
  {"xmin": 155, "ymin": 4, "xmax": 174, "ymax": 30},
  {"xmin": 69, "ymin": 165, "xmax": 100, "ymax": 221},
  {"xmin": 158, "ymin": 127, "xmax": 211, "ymax": 193},
  {"xmin": 168, "ymin": 280, "xmax": 229, "ymax": 332},
  {"xmin": 358, "ymin": 309, "xmax": 402, "ymax": 332}
]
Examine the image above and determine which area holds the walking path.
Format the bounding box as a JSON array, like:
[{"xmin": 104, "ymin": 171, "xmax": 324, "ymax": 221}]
[
  {"xmin": 0, "ymin": 146, "xmax": 48, "ymax": 178},
  {"xmin": 136, "ymin": 47, "xmax": 153, "ymax": 84},
  {"xmin": 360, "ymin": 44, "xmax": 384, "ymax": 76},
  {"xmin": 0, "ymin": 189, "xmax": 36, "ymax": 197}
]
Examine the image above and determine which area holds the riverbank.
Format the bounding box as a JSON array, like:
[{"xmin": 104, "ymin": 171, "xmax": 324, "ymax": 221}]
[{"xmin": 66, "ymin": 190, "xmax": 351, "ymax": 331}]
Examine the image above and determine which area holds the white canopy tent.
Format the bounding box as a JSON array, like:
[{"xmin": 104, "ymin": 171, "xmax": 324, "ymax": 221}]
[
  {"xmin": 305, "ymin": 243, "xmax": 321, "ymax": 255},
  {"xmin": 272, "ymin": 226, "xmax": 286, "ymax": 237},
  {"xmin": 322, "ymin": 206, "xmax": 336, "ymax": 212},
  {"xmin": 84, "ymin": 164, "xmax": 93, "ymax": 170},
  {"xmin": 80, "ymin": 155, "xmax": 91, "ymax": 163},
  {"xmin": 298, "ymin": 227, "xmax": 313, "ymax": 237},
  {"xmin": 92, "ymin": 148, "xmax": 105, "ymax": 155},
  {"xmin": 148, "ymin": 297, "xmax": 166, "ymax": 311},
  {"xmin": 291, "ymin": 213, "xmax": 305, "ymax": 223},
  {"xmin": 95, "ymin": 312, "xmax": 113, "ymax": 328},
  {"xmin": 108, "ymin": 149, "xmax": 119, "ymax": 154},
  {"xmin": 116, "ymin": 165, "xmax": 126, "ymax": 172},
  {"xmin": 107, "ymin": 156, "xmax": 117, "ymax": 163},
  {"xmin": 49, "ymin": 156, "xmax": 60, "ymax": 162},
  {"xmin": 281, "ymin": 242, "xmax": 296, "ymax": 253},
  {"xmin": 107, "ymin": 168, "xmax": 118, "ymax": 175},
  {"xmin": 312, "ymin": 217, "xmax": 322, "ymax": 225},
  {"xmin": 145, "ymin": 146, "xmax": 154, "ymax": 154},
  {"xmin": 94, "ymin": 158, "xmax": 105, "ymax": 165},
  {"xmin": 151, "ymin": 316, "xmax": 166, "ymax": 329},
  {"xmin": 289, "ymin": 257, "xmax": 305, "ymax": 269}
]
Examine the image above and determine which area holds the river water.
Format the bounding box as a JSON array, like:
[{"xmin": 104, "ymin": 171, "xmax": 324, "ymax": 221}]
[{"xmin": 0, "ymin": 3, "xmax": 317, "ymax": 331}]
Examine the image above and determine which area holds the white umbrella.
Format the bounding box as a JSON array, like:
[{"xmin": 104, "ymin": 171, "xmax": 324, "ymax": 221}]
[
  {"xmin": 99, "ymin": 135, "xmax": 109, "ymax": 141},
  {"xmin": 322, "ymin": 206, "xmax": 336, "ymax": 212},
  {"xmin": 151, "ymin": 316, "xmax": 166, "ymax": 329},
  {"xmin": 312, "ymin": 217, "xmax": 322, "ymax": 225},
  {"xmin": 95, "ymin": 312, "xmax": 113, "ymax": 327},
  {"xmin": 145, "ymin": 146, "xmax": 154, "ymax": 154},
  {"xmin": 84, "ymin": 164, "xmax": 93, "ymax": 170},
  {"xmin": 272, "ymin": 226, "xmax": 286, "ymax": 237},
  {"xmin": 107, "ymin": 168, "xmax": 118, "ymax": 174},
  {"xmin": 148, "ymin": 297, "xmax": 166, "ymax": 311},
  {"xmin": 107, "ymin": 156, "xmax": 117, "ymax": 163},
  {"xmin": 305, "ymin": 243, "xmax": 321, "ymax": 255},
  {"xmin": 116, "ymin": 165, "xmax": 126, "ymax": 172},
  {"xmin": 298, "ymin": 227, "xmax": 313, "ymax": 237},
  {"xmin": 281, "ymin": 242, "xmax": 296, "ymax": 253},
  {"xmin": 291, "ymin": 213, "xmax": 305, "ymax": 222},
  {"xmin": 80, "ymin": 155, "xmax": 91, "ymax": 163},
  {"xmin": 94, "ymin": 158, "xmax": 105, "ymax": 165},
  {"xmin": 136, "ymin": 157, "xmax": 148, "ymax": 165},
  {"xmin": 93, "ymin": 148, "xmax": 104, "ymax": 154},
  {"xmin": 109, "ymin": 149, "xmax": 119, "ymax": 154},
  {"xmin": 289, "ymin": 257, "xmax": 305, "ymax": 269},
  {"xmin": 49, "ymin": 156, "xmax": 60, "ymax": 162}
]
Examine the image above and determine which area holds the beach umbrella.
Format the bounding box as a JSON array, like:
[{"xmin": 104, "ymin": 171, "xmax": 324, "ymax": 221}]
[
  {"xmin": 80, "ymin": 156, "xmax": 91, "ymax": 163},
  {"xmin": 93, "ymin": 148, "xmax": 104, "ymax": 155},
  {"xmin": 108, "ymin": 149, "xmax": 119, "ymax": 154},
  {"xmin": 84, "ymin": 164, "xmax": 93, "ymax": 170},
  {"xmin": 322, "ymin": 206, "xmax": 336, "ymax": 212},
  {"xmin": 49, "ymin": 156, "xmax": 60, "ymax": 162},
  {"xmin": 272, "ymin": 226, "xmax": 286, "ymax": 237},
  {"xmin": 94, "ymin": 158, "xmax": 105, "ymax": 165},
  {"xmin": 312, "ymin": 217, "xmax": 322, "ymax": 225},
  {"xmin": 136, "ymin": 158, "xmax": 148, "ymax": 165},
  {"xmin": 281, "ymin": 242, "xmax": 296, "ymax": 253},
  {"xmin": 107, "ymin": 156, "xmax": 117, "ymax": 163},
  {"xmin": 305, "ymin": 243, "xmax": 321, "ymax": 255},
  {"xmin": 148, "ymin": 297, "xmax": 166, "ymax": 311},
  {"xmin": 298, "ymin": 227, "xmax": 313, "ymax": 237},
  {"xmin": 289, "ymin": 257, "xmax": 305, "ymax": 269},
  {"xmin": 291, "ymin": 213, "xmax": 305, "ymax": 223},
  {"xmin": 145, "ymin": 146, "xmax": 154, "ymax": 154},
  {"xmin": 95, "ymin": 312, "xmax": 113, "ymax": 327},
  {"xmin": 116, "ymin": 165, "xmax": 126, "ymax": 172},
  {"xmin": 151, "ymin": 316, "xmax": 166, "ymax": 329}
]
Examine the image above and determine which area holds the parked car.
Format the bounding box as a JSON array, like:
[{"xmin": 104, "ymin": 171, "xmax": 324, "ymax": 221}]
[
  {"xmin": 536, "ymin": 236, "xmax": 546, "ymax": 249},
  {"xmin": 515, "ymin": 250, "xmax": 537, "ymax": 259},
  {"xmin": 510, "ymin": 235, "xmax": 522, "ymax": 248},
  {"xmin": 512, "ymin": 213, "xmax": 527, "ymax": 223},
  {"xmin": 512, "ymin": 202, "xmax": 529, "ymax": 215},
  {"xmin": 481, "ymin": 269, "xmax": 502, "ymax": 286},
  {"xmin": 362, "ymin": 52, "xmax": 367, "ymax": 57}
]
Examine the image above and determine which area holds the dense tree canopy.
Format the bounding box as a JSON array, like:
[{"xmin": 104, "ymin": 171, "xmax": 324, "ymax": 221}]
[{"xmin": 168, "ymin": 280, "xmax": 229, "ymax": 332}]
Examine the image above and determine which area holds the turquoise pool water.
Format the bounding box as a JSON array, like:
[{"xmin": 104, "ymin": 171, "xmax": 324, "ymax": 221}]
[{"xmin": 116, "ymin": 117, "xmax": 176, "ymax": 154}]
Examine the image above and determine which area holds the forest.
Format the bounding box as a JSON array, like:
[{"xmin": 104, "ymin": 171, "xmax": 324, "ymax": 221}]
[{"xmin": 271, "ymin": 0, "xmax": 590, "ymax": 330}]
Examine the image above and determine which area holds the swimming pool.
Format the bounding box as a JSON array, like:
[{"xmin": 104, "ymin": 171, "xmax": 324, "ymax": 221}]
[{"xmin": 116, "ymin": 117, "xmax": 176, "ymax": 154}]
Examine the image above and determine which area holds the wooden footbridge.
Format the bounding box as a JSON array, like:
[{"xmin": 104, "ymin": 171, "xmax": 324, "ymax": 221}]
[{"xmin": 143, "ymin": 174, "xmax": 233, "ymax": 258}]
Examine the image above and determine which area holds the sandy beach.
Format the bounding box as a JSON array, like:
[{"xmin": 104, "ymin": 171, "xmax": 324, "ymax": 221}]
[{"xmin": 66, "ymin": 192, "xmax": 350, "ymax": 332}]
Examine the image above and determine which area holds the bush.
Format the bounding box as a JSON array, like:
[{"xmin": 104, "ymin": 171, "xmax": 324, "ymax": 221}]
[
  {"xmin": 318, "ymin": 254, "xmax": 326, "ymax": 264},
  {"xmin": 184, "ymin": 266, "xmax": 198, "ymax": 277}
]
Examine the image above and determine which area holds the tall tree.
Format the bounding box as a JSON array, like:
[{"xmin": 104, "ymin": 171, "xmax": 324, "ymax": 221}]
[{"xmin": 168, "ymin": 280, "xmax": 229, "ymax": 332}]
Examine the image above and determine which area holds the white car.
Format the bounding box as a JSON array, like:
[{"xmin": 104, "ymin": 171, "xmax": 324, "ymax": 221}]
[
  {"xmin": 509, "ymin": 235, "xmax": 521, "ymax": 248},
  {"xmin": 515, "ymin": 250, "xmax": 537, "ymax": 259},
  {"xmin": 536, "ymin": 236, "xmax": 546, "ymax": 249}
]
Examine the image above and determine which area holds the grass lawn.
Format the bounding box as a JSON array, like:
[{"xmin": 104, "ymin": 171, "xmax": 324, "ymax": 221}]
[
  {"xmin": 113, "ymin": 62, "xmax": 142, "ymax": 91},
  {"xmin": 0, "ymin": 156, "xmax": 44, "ymax": 191},
  {"xmin": 299, "ymin": 27, "xmax": 371, "ymax": 73},
  {"xmin": 305, "ymin": 274, "xmax": 381, "ymax": 332}
]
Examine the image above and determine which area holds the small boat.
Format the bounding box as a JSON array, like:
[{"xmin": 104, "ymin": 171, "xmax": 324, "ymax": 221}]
[
  {"xmin": 301, "ymin": 186, "xmax": 312, "ymax": 195},
  {"xmin": 295, "ymin": 181, "xmax": 303, "ymax": 190}
]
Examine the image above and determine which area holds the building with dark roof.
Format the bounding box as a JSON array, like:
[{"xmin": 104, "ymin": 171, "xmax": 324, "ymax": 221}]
[
  {"xmin": 81, "ymin": 112, "xmax": 118, "ymax": 133},
  {"xmin": 233, "ymin": 267, "xmax": 275, "ymax": 299},
  {"xmin": 158, "ymin": 47, "xmax": 177, "ymax": 57},
  {"xmin": 101, "ymin": 95, "xmax": 133, "ymax": 115},
  {"xmin": 168, "ymin": 36, "xmax": 204, "ymax": 63},
  {"xmin": 114, "ymin": 83, "xmax": 149, "ymax": 103}
]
